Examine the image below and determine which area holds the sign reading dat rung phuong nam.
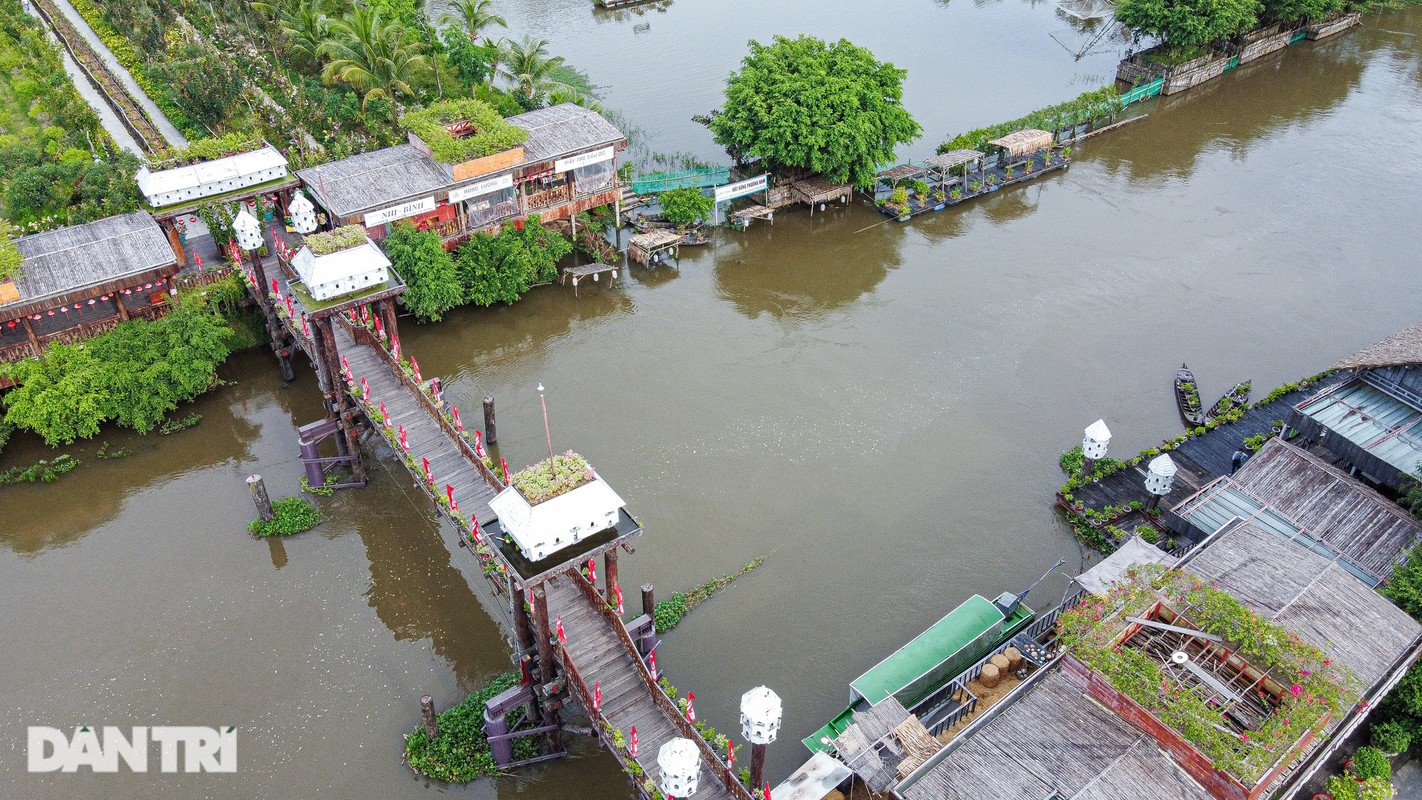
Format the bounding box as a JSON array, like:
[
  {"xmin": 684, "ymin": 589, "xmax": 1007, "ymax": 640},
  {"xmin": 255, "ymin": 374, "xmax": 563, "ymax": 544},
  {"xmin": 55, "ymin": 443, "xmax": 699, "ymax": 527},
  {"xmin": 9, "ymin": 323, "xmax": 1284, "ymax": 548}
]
[
  {"xmin": 713, "ymin": 174, "xmax": 768, "ymax": 203},
  {"xmin": 553, "ymin": 146, "xmax": 615, "ymax": 174},
  {"xmin": 363, "ymin": 196, "xmax": 436, "ymax": 227}
]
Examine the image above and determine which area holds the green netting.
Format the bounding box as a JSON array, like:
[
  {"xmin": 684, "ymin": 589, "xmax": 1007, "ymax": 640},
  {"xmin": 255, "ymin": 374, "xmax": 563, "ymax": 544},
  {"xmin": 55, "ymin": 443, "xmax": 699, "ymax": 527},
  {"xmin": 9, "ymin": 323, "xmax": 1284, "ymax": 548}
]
[{"xmin": 630, "ymin": 168, "xmax": 731, "ymax": 194}]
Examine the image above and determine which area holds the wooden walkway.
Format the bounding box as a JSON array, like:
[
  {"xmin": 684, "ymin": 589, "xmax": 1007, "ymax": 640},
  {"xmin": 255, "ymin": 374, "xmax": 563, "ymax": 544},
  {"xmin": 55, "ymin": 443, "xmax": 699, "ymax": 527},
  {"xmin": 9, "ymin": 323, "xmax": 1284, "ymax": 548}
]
[
  {"xmin": 266, "ymin": 287, "xmax": 748, "ymax": 797},
  {"xmin": 547, "ymin": 573, "xmax": 749, "ymax": 800},
  {"xmin": 333, "ymin": 323, "xmax": 500, "ymax": 521}
]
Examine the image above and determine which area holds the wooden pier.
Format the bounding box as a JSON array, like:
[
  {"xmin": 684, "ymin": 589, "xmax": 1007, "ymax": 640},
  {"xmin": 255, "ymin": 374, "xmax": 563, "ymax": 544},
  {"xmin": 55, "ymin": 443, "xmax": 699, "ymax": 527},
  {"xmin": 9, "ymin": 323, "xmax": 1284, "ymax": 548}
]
[{"xmin": 254, "ymin": 250, "xmax": 751, "ymax": 794}]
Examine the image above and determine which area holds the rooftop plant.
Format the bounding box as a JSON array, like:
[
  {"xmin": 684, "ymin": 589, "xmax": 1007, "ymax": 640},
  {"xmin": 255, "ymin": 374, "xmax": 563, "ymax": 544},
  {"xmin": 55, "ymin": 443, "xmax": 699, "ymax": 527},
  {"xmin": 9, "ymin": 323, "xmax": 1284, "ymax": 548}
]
[
  {"xmin": 511, "ymin": 451, "xmax": 594, "ymax": 504},
  {"xmin": 147, "ymin": 133, "xmax": 265, "ymax": 169},
  {"xmin": 305, "ymin": 225, "xmax": 370, "ymax": 255},
  {"xmin": 400, "ymin": 99, "xmax": 527, "ymax": 164},
  {"xmin": 1058, "ymin": 564, "xmax": 1359, "ymax": 785}
]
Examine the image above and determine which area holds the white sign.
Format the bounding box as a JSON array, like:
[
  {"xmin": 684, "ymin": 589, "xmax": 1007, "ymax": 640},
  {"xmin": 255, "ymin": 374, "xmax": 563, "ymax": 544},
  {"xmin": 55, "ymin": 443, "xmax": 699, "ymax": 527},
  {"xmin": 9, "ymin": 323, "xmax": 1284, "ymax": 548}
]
[
  {"xmin": 449, "ymin": 173, "xmax": 513, "ymax": 203},
  {"xmin": 363, "ymin": 196, "xmax": 435, "ymax": 227},
  {"xmin": 714, "ymin": 174, "xmax": 768, "ymax": 203},
  {"xmin": 28, "ymin": 726, "xmax": 237, "ymax": 773},
  {"xmin": 554, "ymin": 146, "xmax": 615, "ymax": 174}
]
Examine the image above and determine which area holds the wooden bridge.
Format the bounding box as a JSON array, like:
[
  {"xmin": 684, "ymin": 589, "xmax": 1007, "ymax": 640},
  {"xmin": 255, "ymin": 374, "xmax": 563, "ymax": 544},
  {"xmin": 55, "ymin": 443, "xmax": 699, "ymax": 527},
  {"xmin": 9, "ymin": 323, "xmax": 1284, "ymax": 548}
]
[{"xmin": 241, "ymin": 244, "xmax": 751, "ymax": 798}]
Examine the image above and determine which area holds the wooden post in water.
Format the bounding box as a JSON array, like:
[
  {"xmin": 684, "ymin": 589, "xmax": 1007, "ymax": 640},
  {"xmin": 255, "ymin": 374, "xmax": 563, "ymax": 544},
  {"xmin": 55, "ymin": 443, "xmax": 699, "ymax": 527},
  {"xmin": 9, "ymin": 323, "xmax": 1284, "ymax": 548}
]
[
  {"xmin": 246, "ymin": 475, "xmax": 273, "ymax": 521},
  {"xmin": 639, "ymin": 583, "xmax": 657, "ymax": 656},
  {"xmin": 530, "ymin": 585, "xmax": 562, "ymax": 751},
  {"xmin": 420, "ymin": 695, "xmax": 438, "ymax": 740},
  {"xmin": 483, "ymin": 396, "xmax": 497, "ymax": 445},
  {"xmin": 604, "ymin": 549, "xmax": 620, "ymax": 608}
]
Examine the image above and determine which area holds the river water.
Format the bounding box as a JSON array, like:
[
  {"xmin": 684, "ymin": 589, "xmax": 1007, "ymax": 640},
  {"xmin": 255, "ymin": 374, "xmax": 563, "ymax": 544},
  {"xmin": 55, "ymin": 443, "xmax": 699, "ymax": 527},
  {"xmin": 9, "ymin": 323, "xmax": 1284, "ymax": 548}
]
[{"xmin": 3, "ymin": 4, "xmax": 1421, "ymax": 797}]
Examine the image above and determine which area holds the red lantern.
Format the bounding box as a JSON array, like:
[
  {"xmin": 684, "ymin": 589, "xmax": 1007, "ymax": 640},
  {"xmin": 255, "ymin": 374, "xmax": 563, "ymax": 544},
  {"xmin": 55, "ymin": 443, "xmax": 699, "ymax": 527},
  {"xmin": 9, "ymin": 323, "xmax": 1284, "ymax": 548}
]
[
  {"xmin": 47, "ymin": 311, "xmax": 54, "ymax": 316},
  {"xmin": 6, "ymin": 321, "xmax": 15, "ymax": 328},
  {"xmin": 60, "ymin": 307, "xmax": 68, "ymax": 313}
]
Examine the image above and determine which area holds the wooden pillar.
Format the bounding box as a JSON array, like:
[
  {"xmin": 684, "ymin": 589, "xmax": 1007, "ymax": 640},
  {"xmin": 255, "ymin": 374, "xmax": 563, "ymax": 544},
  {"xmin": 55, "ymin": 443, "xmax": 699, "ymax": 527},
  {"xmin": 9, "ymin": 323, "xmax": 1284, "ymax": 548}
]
[
  {"xmin": 20, "ymin": 316, "xmax": 40, "ymax": 353},
  {"xmin": 750, "ymin": 742, "xmax": 767, "ymax": 793},
  {"xmin": 513, "ymin": 588, "xmax": 542, "ymax": 724},
  {"xmin": 604, "ymin": 549, "xmax": 620, "ymax": 608},
  {"xmin": 642, "ymin": 584, "xmax": 655, "ymax": 620},
  {"xmin": 115, "ymin": 296, "xmax": 130, "ymax": 321},
  {"xmin": 164, "ymin": 223, "xmax": 186, "ymax": 267},
  {"xmin": 483, "ymin": 395, "xmax": 497, "ymax": 445},
  {"xmin": 531, "ymin": 585, "xmax": 562, "ymax": 752},
  {"xmin": 246, "ymin": 475, "xmax": 274, "ymax": 521},
  {"xmin": 377, "ymin": 299, "xmax": 399, "ymax": 346},
  {"xmin": 420, "ymin": 695, "xmax": 438, "ymax": 740}
]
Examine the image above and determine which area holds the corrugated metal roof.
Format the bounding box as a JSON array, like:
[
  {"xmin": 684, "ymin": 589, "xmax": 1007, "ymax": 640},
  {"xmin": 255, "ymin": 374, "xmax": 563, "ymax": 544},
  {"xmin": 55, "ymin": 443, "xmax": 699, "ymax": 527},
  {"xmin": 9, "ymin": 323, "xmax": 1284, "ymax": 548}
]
[
  {"xmin": 1297, "ymin": 380, "xmax": 1422, "ymax": 477},
  {"xmin": 850, "ymin": 595, "xmax": 1002, "ymax": 705},
  {"xmin": 3, "ymin": 211, "xmax": 175, "ymax": 311},
  {"xmin": 296, "ymin": 144, "xmax": 450, "ymax": 218},
  {"xmin": 137, "ymin": 145, "xmax": 287, "ymax": 197}
]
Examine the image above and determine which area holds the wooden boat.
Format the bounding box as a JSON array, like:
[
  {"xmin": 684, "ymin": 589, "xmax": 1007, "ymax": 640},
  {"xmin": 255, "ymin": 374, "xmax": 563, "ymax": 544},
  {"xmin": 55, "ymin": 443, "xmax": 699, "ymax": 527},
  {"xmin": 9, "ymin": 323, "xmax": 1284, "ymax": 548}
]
[
  {"xmin": 630, "ymin": 214, "xmax": 677, "ymax": 232},
  {"xmin": 801, "ymin": 560, "xmax": 1064, "ymax": 754},
  {"xmin": 1207, "ymin": 380, "xmax": 1252, "ymax": 421},
  {"xmin": 678, "ymin": 230, "xmax": 709, "ymax": 246},
  {"xmin": 1175, "ymin": 363, "xmax": 1205, "ymax": 426}
]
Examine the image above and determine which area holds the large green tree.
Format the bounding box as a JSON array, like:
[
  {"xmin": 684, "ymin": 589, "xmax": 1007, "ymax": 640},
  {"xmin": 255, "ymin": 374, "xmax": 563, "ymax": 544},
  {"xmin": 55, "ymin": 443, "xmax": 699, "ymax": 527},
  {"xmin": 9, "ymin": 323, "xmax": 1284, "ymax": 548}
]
[
  {"xmin": 707, "ymin": 35, "xmax": 921, "ymax": 189},
  {"xmin": 497, "ymin": 36, "xmax": 575, "ymax": 109},
  {"xmin": 383, "ymin": 223, "xmax": 463, "ymax": 322},
  {"xmin": 657, "ymin": 187, "xmax": 713, "ymax": 228},
  {"xmin": 1114, "ymin": 0, "xmax": 1261, "ymax": 49},
  {"xmin": 440, "ymin": 0, "xmax": 505, "ymax": 43}
]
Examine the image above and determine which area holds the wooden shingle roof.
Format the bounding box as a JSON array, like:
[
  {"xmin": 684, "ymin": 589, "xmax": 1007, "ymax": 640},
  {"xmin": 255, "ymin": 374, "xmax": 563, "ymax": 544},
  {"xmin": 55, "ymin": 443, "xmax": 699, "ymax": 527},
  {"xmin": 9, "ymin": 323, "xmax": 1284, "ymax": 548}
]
[
  {"xmin": 506, "ymin": 103, "xmax": 626, "ymax": 163},
  {"xmin": 2, "ymin": 211, "xmax": 175, "ymax": 315},
  {"xmin": 296, "ymin": 144, "xmax": 450, "ymax": 218}
]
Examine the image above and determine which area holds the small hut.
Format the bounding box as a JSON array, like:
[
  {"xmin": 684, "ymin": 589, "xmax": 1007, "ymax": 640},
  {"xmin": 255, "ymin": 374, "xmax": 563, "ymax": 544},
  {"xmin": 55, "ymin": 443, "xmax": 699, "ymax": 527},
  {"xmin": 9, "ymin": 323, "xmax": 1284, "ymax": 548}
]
[
  {"xmin": 926, "ymin": 150, "xmax": 985, "ymax": 193},
  {"xmin": 790, "ymin": 176, "xmax": 853, "ymax": 214},
  {"xmin": 986, "ymin": 129, "xmax": 1054, "ymax": 168},
  {"xmin": 628, "ymin": 229, "xmax": 680, "ymax": 266}
]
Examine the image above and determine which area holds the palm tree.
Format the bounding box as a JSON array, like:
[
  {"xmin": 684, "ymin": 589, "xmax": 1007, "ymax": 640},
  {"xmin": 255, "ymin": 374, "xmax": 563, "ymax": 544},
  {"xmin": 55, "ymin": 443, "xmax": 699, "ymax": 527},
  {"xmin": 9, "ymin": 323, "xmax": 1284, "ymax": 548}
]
[
  {"xmin": 254, "ymin": 0, "xmax": 330, "ymax": 70},
  {"xmin": 320, "ymin": 6, "xmax": 431, "ymax": 119},
  {"xmin": 497, "ymin": 36, "xmax": 574, "ymax": 108},
  {"xmin": 440, "ymin": 0, "xmax": 506, "ymax": 43}
]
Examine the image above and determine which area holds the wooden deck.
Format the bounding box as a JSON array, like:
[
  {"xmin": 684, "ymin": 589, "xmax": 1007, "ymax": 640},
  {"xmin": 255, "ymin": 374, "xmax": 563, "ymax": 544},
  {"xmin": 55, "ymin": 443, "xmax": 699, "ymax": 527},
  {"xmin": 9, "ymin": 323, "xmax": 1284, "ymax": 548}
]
[{"xmin": 548, "ymin": 573, "xmax": 751, "ymax": 800}]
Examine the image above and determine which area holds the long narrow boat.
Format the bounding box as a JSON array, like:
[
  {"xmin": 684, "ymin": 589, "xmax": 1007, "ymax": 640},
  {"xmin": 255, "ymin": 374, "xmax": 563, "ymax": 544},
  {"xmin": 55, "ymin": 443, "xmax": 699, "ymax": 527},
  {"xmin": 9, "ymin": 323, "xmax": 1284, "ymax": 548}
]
[
  {"xmin": 801, "ymin": 560, "xmax": 1065, "ymax": 754},
  {"xmin": 1207, "ymin": 380, "xmax": 1252, "ymax": 421},
  {"xmin": 1175, "ymin": 363, "xmax": 1205, "ymax": 426}
]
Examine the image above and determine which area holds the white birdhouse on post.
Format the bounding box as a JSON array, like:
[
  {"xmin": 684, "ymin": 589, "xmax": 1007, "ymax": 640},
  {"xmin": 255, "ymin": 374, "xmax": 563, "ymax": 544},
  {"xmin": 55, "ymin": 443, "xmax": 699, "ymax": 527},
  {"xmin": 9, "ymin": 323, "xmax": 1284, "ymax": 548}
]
[
  {"xmin": 289, "ymin": 191, "xmax": 319, "ymax": 234},
  {"xmin": 657, "ymin": 737, "xmax": 700, "ymax": 799},
  {"xmin": 233, "ymin": 206, "xmax": 264, "ymax": 251},
  {"xmin": 1081, "ymin": 419, "xmax": 1111, "ymax": 478},
  {"xmin": 740, "ymin": 686, "xmax": 782, "ymax": 744},
  {"xmin": 1145, "ymin": 453, "xmax": 1177, "ymax": 511}
]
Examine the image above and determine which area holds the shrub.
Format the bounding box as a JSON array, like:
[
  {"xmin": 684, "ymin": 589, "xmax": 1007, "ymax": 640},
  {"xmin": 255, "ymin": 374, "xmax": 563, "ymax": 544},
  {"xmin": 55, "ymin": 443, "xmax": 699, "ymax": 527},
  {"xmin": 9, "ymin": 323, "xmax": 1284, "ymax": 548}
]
[
  {"xmin": 1136, "ymin": 525, "xmax": 1160, "ymax": 544},
  {"xmin": 248, "ymin": 496, "xmax": 323, "ymax": 537},
  {"xmin": 404, "ymin": 672, "xmax": 538, "ymax": 782},
  {"xmin": 399, "ymin": 99, "xmax": 527, "ymax": 163},
  {"xmin": 1371, "ymin": 719, "xmax": 1412, "ymax": 754},
  {"xmin": 1351, "ymin": 746, "xmax": 1391, "ymax": 781},
  {"xmin": 658, "ymin": 186, "xmax": 714, "ymax": 227},
  {"xmin": 305, "ymin": 225, "xmax": 370, "ymax": 255},
  {"xmin": 382, "ymin": 224, "xmax": 463, "ymax": 322}
]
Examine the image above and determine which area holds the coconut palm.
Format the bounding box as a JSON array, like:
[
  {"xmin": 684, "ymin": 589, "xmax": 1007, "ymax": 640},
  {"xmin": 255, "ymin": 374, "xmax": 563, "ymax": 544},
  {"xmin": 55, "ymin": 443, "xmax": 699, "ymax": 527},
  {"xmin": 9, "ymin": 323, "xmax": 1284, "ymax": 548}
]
[
  {"xmin": 320, "ymin": 6, "xmax": 431, "ymax": 118},
  {"xmin": 497, "ymin": 36, "xmax": 575, "ymax": 108},
  {"xmin": 254, "ymin": 0, "xmax": 330, "ymax": 70},
  {"xmin": 440, "ymin": 0, "xmax": 506, "ymax": 43}
]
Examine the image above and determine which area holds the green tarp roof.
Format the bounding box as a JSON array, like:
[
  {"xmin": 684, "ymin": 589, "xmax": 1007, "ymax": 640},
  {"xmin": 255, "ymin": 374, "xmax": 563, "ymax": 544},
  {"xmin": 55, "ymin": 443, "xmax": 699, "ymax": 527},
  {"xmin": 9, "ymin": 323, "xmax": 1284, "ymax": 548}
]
[{"xmin": 850, "ymin": 595, "xmax": 1003, "ymax": 705}]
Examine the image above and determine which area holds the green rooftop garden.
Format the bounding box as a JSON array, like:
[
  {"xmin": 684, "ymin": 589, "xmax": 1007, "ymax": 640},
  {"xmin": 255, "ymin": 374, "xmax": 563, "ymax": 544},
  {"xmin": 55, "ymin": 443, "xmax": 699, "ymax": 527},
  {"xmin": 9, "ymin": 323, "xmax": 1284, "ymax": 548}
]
[
  {"xmin": 399, "ymin": 99, "xmax": 527, "ymax": 164},
  {"xmin": 511, "ymin": 451, "xmax": 595, "ymax": 504},
  {"xmin": 305, "ymin": 225, "xmax": 369, "ymax": 255},
  {"xmin": 1058, "ymin": 565, "xmax": 1359, "ymax": 786}
]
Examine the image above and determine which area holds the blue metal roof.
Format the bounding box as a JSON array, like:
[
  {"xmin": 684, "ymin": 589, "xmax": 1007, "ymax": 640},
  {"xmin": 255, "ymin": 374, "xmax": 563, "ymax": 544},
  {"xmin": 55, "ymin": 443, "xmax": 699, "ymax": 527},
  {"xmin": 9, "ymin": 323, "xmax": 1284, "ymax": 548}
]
[{"xmin": 1296, "ymin": 379, "xmax": 1422, "ymax": 477}]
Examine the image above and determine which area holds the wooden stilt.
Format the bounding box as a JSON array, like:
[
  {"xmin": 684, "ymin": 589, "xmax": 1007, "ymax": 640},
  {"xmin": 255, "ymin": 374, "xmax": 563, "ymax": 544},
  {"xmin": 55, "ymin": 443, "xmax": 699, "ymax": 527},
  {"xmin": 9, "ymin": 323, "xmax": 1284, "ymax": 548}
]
[
  {"xmin": 483, "ymin": 396, "xmax": 497, "ymax": 445},
  {"xmin": 420, "ymin": 695, "xmax": 438, "ymax": 740},
  {"xmin": 246, "ymin": 475, "xmax": 274, "ymax": 521},
  {"xmin": 604, "ymin": 549, "xmax": 620, "ymax": 608},
  {"xmin": 531, "ymin": 585, "xmax": 562, "ymax": 752}
]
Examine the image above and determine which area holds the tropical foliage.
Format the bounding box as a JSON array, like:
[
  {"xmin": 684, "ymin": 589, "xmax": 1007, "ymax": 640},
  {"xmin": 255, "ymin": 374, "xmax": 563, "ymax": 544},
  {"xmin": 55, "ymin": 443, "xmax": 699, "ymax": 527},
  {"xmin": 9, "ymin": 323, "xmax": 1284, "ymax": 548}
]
[
  {"xmin": 381, "ymin": 224, "xmax": 463, "ymax": 322},
  {"xmin": 304, "ymin": 224, "xmax": 369, "ymax": 255},
  {"xmin": 399, "ymin": 98, "xmax": 526, "ymax": 163},
  {"xmin": 1059, "ymin": 565, "xmax": 1358, "ymax": 784},
  {"xmin": 1115, "ymin": 0, "xmax": 1264, "ymax": 49},
  {"xmin": 404, "ymin": 672, "xmax": 537, "ymax": 782},
  {"xmin": 0, "ymin": 219, "xmax": 21, "ymax": 280},
  {"xmin": 440, "ymin": 0, "xmax": 505, "ymax": 43},
  {"xmin": 319, "ymin": 5, "xmax": 430, "ymax": 118},
  {"xmin": 0, "ymin": 299, "xmax": 233, "ymax": 445},
  {"xmin": 937, "ymin": 86, "xmax": 1120, "ymax": 154},
  {"xmin": 657, "ymin": 187, "xmax": 714, "ymax": 228},
  {"xmin": 456, "ymin": 215, "xmax": 572, "ymax": 307},
  {"xmin": 707, "ymin": 35, "xmax": 920, "ymax": 188},
  {"xmin": 497, "ymin": 36, "xmax": 577, "ymax": 109}
]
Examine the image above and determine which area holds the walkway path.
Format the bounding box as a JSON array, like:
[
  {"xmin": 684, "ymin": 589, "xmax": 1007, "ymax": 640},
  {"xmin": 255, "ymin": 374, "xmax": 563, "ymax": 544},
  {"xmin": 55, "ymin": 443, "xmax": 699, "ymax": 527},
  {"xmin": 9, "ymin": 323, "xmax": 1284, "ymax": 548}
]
[
  {"xmin": 42, "ymin": 0, "xmax": 186, "ymax": 147},
  {"xmin": 24, "ymin": 6, "xmax": 142, "ymax": 153}
]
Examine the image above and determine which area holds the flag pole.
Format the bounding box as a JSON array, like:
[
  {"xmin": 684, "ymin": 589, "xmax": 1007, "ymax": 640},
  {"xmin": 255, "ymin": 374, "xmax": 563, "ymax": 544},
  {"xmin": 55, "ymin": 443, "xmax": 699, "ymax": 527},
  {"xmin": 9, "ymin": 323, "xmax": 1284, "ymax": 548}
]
[{"xmin": 539, "ymin": 383, "xmax": 555, "ymax": 477}]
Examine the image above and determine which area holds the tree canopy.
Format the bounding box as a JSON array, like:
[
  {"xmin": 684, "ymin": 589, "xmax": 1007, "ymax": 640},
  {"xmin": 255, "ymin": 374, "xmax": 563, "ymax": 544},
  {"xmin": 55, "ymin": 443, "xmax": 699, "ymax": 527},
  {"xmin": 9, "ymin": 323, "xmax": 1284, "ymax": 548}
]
[
  {"xmin": 657, "ymin": 187, "xmax": 713, "ymax": 228},
  {"xmin": 707, "ymin": 35, "xmax": 921, "ymax": 189},
  {"xmin": 1114, "ymin": 0, "xmax": 1262, "ymax": 49},
  {"xmin": 383, "ymin": 223, "xmax": 463, "ymax": 322}
]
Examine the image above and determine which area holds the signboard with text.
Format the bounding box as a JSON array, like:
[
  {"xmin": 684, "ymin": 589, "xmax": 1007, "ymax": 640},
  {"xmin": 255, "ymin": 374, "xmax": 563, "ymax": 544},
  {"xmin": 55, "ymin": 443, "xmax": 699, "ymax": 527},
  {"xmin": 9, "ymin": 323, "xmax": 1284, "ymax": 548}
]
[
  {"xmin": 713, "ymin": 174, "xmax": 768, "ymax": 203},
  {"xmin": 554, "ymin": 146, "xmax": 615, "ymax": 174},
  {"xmin": 364, "ymin": 196, "xmax": 435, "ymax": 227},
  {"xmin": 449, "ymin": 174, "xmax": 514, "ymax": 203}
]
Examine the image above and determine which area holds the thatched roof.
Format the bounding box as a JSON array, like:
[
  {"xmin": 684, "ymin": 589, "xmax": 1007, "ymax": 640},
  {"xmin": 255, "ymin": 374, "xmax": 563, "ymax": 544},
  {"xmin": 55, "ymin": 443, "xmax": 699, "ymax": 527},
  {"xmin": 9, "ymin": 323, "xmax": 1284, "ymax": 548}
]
[
  {"xmin": 506, "ymin": 103, "xmax": 626, "ymax": 163},
  {"xmin": 987, "ymin": 129, "xmax": 1054, "ymax": 157},
  {"xmin": 1333, "ymin": 322, "xmax": 1422, "ymax": 371},
  {"xmin": 926, "ymin": 150, "xmax": 983, "ymax": 170},
  {"xmin": 791, "ymin": 176, "xmax": 853, "ymax": 204},
  {"xmin": 2, "ymin": 212, "xmax": 176, "ymax": 316},
  {"xmin": 629, "ymin": 230, "xmax": 681, "ymax": 249},
  {"xmin": 297, "ymin": 144, "xmax": 450, "ymax": 219},
  {"xmin": 876, "ymin": 163, "xmax": 926, "ymax": 182}
]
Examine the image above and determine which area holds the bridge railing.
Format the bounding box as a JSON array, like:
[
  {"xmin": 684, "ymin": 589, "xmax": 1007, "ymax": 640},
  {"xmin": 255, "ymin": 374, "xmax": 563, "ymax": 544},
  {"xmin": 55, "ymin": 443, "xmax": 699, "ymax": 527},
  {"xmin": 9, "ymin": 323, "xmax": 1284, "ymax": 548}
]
[
  {"xmin": 339, "ymin": 316, "xmax": 505, "ymax": 495},
  {"xmin": 563, "ymin": 571, "xmax": 755, "ymax": 800}
]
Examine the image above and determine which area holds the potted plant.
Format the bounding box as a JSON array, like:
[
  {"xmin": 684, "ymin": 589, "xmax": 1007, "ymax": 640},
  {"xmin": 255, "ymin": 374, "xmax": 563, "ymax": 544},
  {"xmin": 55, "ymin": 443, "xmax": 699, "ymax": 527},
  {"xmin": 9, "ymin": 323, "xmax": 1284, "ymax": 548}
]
[
  {"xmin": 1004, "ymin": 165, "xmax": 1016, "ymax": 179},
  {"xmin": 949, "ymin": 188, "xmax": 962, "ymax": 201},
  {"xmin": 1062, "ymin": 146, "xmax": 1073, "ymax": 161},
  {"xmin": 933, "ymin": 190, "xmax": 946, "ymax": 203},
  {"xmin": 969, "ymin": 180, "xmax": 983, "ymax": 193},
  {"xmin": 986, "ymin": 175, "xmax": 998, "ymax": 187},
  {"xmin": 1371, "ymin": 719, "xmax": 1411, "ymax": 756}
]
